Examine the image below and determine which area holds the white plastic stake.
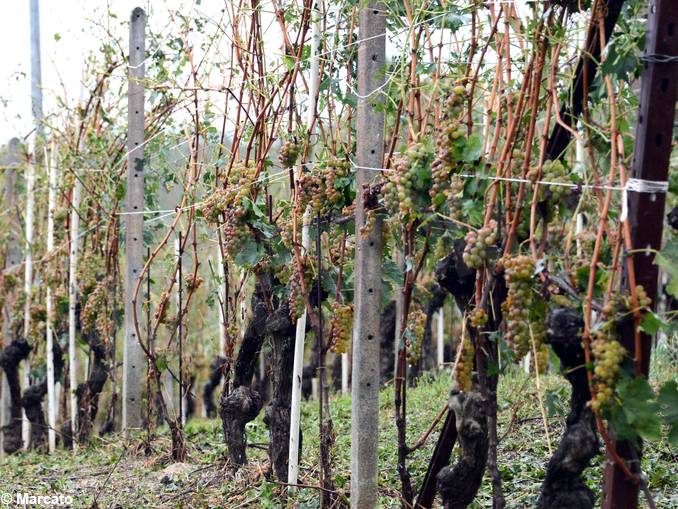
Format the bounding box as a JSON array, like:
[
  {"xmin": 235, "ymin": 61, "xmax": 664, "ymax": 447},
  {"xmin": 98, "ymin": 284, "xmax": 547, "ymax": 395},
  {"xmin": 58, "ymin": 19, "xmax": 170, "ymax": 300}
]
[
  {"xmin": 436, "ymin": 308, "xmax": 445, "ymax": 370},
  {"xmin": 287, "ymin": 0, "xmax": 321, "ymax": 487},
  {"xmin": 45, "ymin": 143, "xmax": 57, "ymax": 452},
  {"xmin": 68, "ymin": 177, "xmax": 82, "ymax": 447},
  {"xmin": 341, "ymin": 353, "xmax": 349, "ymax": 394}
]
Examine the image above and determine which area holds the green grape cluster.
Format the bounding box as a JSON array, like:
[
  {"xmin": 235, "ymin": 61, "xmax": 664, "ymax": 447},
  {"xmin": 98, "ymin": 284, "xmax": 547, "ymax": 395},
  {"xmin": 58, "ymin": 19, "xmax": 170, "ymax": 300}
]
[
  {"xmin": 288, "ymin": 259, "xmax": 312, "ymax": 320},
  {"xmin": 298, "ymin": 171, "xmax": 322, "ymax": 211},
  {"xmin": 625, "ymin": 284, "xmax": 652, "ymax": 310},
  {"xmin": 430, "ymin": 85, "xmax": 468, "ymax": 212},
  {"xmin": 446, "ymin": 176, "xmax": 465, "ymax": 218},
  {"xmin": 222, "ymin": 208, "xmax": 250, "ymax": 258},
  {"xmin": 381, "ymin": 143, "xmax": 433, "ymax": 220},
  {"xmin": 462, "ymin": 220, "xmax": 498, "ymax": 269},
  {"xmin": 530, "ymin": 159, "xmax": 570, "ymax": 202},
  {"xmin": 590, "ymin": 298, "xmax": 626, "ymax": 412},
  {"xmin": 405, "ymin": 306, "xmax": 427, "ymax": 365},
  {"xmin": 297, "ymin": 157, "xmax": 352, "ymax": 215},
  {"xmin": 509, "ymin": 149, "xmax": 524, "ymax": 177},
  {"xmin": 324, "ymin": 158, "xmax": 351, "ymax": 205},
  {"xmin": 278, "ymin": 140, "xmax": 300, "ymax": 168},
  {"xmin": 330, "ymin": 302, "xmax": 353, "ymax": 354},
  {"xmin": 202, "ymin": 162, "xmax": 256, "ymax": 222},
  {"xmin": 469, "ymin": 308, "xmax": 488, "ymax": 328},
  {"xmin": 78, "ymin": 252, "xmax": 104, "ymax": 296},
  {"xmin": 502, "ymin": 255, "xmax": 534, "ymax": 360},
  {"xmin": 455, "ymin": 334, "xmax": 474, "ymax": 392},
  {"xmin": 81, "ymin": 278, "xmax": 114, "ymax": 342},
  {"xmin": 359, "ymin": 209, "xmax": 377, "ymax": 239},
  {"xmin": 530, "ymin": 319, "xmax": 549, "ymax": 375}
]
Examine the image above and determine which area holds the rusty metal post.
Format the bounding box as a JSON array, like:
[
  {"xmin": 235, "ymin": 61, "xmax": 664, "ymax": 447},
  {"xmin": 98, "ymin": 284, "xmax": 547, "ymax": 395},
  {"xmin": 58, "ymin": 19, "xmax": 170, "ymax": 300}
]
[{"xmin": 602, "ymin": 0, "xmax": 678, "ymax": 507}]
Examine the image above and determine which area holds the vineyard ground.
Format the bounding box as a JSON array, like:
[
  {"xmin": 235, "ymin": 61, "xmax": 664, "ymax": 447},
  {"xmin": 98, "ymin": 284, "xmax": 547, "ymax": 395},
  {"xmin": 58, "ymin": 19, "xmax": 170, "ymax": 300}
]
[{"xmin": 1, "ymin": 349, "xmax": 675, "ymax": 509}]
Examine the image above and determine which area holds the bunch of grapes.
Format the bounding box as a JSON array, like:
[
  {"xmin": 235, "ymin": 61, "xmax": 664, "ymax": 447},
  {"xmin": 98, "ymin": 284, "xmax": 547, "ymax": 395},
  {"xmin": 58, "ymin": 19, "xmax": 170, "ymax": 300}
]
[
  {"xmin": 81, "ymin": 278, "xmax": 115, "ymax": 342},
  {"xmin": 297, "ymin": 171, "xmax": 324, "ymax": 214},
  {"xmin": 154, "ymin": 287, "xmax": 172, "ymax": 325},
  {"xmin": 78, "ymin": 252, "xmax": 104, "ymax": 296},
  {"xmin": 359, "ymin": 209, "xmax": 377, "ymax": 239},
  {"xmin": 502, "ymin": 255, "xmax": 534, "ymax": 360},
  {"xmin": 202, "ymin": 162, "xmax": 257, "ymax": 224},
  {"xmin": 455, "ymin": 332, "xmax": 474, "ymax": 392},
  {"xmin": 625, "ymin": 284, "xmax": 652, "ymax": 311},
  {"xmin": 430, "ymin": 85, "xmax": 468, "ymax": 211},
  {"xmin": 590, "ymin": 297, "xmax": 626, "ymax": 412},
  {"xmin": 530, "ymin": 159, "xmax": 571, "ymax": 203},
  {"xmin": 222, "ymin": 207, "xmax": 250, "ymax": 258},
  {"xmin": 288, "ymin": 258, "xmax": 312, "ymax": 320},
  {"xmin": 530, "ymin": 320, "xmax": 549, "ymax": 375},
  {"xmin": 446, "ymin": 176, "xmax": 465, "ymax": 218},
  {"xmin": 330, "ymin": 302, "xmax": 353, "ymax": 354},
  {"xmin": 381, "ymin": 143, "xmax": 433, "ymax": 221},
  {"xmin": 279, "ymin": 140, "xmax": 300, "ymax": 169},
  {"xmin": 462, "ymin": 220, "xmax": 498, "ymax": 269},
  {"xmin": 324, "ymin": 158, "xmax": 351, "ymax": 206},
  {"xmin": 185, "ymin": 274, "xmax": 204, "ymax": 292},
  {"xmin": 469, "ymin": 307, "xmax": 488, "ymax": 328},
  {"xmin": 509, "ymin": 149, "xmax": 524, "ymax": 177},
  {"xmin": 405, "ymin": 306, "xmax": 427, "ymax": 364}
]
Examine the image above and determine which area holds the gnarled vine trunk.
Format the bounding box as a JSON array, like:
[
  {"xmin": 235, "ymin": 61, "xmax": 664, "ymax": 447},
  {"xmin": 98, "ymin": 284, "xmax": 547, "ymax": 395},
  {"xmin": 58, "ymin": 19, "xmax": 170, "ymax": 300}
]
[
  {"xmin": 203, "ymin": 355, "xmax": 225, "ymax": 418},
  {"xmin": 538, "ymin": 308, "xmax": 599, "ymax": 509},
  {"xmin": 437, "ymin": 390, "xmax": 488, "ymax": 509},
  {"xmin": 219, "ymin": 282, "xmax": 267, "ymax": 465},
  {"xmin": 263, "ymin": 302, "xmax": 296, "ymax": 481},
  {"xmin": 21, "ymin": 340, "xmax": 64, "ymax": 450},
  {"xmin": 0, "ymin": 338, "xmax": 31, "ymax": 453},
  {"xmin": 74, "ymin": 331, "xmax": 108, "ymax": 443}
]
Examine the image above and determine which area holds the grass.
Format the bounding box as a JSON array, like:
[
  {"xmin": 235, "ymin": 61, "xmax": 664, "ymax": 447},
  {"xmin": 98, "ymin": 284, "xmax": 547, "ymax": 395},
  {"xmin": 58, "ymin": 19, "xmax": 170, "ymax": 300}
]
[{"xmin": 0, "ymin": 351, "xmax": 675, "ymax": 508}]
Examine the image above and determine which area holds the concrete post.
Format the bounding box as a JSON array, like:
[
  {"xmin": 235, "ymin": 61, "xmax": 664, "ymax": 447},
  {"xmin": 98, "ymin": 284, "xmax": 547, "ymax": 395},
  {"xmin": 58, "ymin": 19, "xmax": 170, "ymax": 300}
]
[
  {"xmin": 122, "ymin": 7, "xmax": 146, "ymax": 432},
  {"xmin": 350, "ymin": 3, "xmax": 386, "ymax": 507}
]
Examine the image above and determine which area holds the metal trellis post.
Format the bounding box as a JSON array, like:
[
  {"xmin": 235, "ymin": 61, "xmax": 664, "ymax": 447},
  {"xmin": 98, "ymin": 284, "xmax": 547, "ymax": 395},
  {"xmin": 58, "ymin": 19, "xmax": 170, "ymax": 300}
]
[{"xmin": 602, "ymin": 0, "xmax": 678, "ymax": 507}]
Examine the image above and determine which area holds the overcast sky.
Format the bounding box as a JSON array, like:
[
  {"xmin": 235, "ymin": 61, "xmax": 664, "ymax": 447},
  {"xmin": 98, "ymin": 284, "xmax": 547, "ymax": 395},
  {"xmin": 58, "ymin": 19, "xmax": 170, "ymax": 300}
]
[
  {"xmin": 0, "ymin": 1, "xmax": 533, "ymax": 146},
  {"xmin": 0, "ymin": 0, "xmax": 223, "ymax": 144}
]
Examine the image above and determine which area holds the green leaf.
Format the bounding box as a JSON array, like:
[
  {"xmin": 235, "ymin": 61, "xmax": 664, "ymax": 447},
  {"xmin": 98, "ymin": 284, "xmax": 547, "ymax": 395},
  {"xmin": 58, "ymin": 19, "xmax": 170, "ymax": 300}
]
[
  {"xmin": 639, "ymin": 312, "xmax": 667, "ymax": 335},
  {"xmin": 155, "ymin": 353, "xmax": 168, "ymax": 373},
  {"xmin": 234, "ymin": 238, "xmax": 265, "ymax": 268},
  {"xmin": 461, "ymin": 134, "xmax": 482, "ymax": 162},
  {"xmin": 658, "ymin": 381, "xmax": 678, "ymax": 446},
  {"xmin": 616, "ymin": 376, "xmax": 662, "ymax": 442}
]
